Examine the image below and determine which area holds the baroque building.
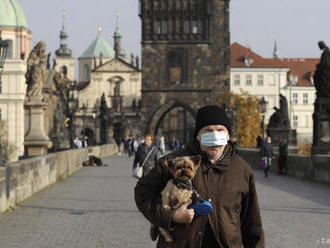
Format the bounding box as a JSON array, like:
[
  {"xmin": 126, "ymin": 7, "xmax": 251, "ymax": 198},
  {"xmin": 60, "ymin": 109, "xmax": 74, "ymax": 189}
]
[
  {"xmin": 76, "ymin": 16, "xmax": 141, "ymax": 145},
  {"xmin": 0, "ymin": 0, "xmax": 32, "ymax": 161},
  {"xmin": 230, "ymin": 42, "xmax": 317, "ymax": 142},
  {"xmin": 139, "ymin": 0, "xmax": 230, "ymax": 145}
]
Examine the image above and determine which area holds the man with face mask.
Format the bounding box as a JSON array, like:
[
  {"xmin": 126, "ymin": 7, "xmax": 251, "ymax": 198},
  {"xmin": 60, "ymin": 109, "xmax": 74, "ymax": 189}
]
[{"xmin": 134, "ymin": 105, "xmax": 264, "ymax": 248}]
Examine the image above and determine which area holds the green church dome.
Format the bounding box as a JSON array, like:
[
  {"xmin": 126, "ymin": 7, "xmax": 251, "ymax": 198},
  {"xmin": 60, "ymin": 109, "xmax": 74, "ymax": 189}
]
[
  {"xmin": 0, "ymin": 0, "xmax": 28, "ymax": 29},
  {"xmin": 80, "ymin": 33, "xmax": 114, "ymax": 58}
]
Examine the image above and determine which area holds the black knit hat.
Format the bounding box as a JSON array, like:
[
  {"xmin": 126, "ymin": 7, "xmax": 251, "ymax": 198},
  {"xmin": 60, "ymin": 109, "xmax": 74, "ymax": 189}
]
[{"xmin": 194, "ymin": 105, "xmax": 232, "ymax": 136}]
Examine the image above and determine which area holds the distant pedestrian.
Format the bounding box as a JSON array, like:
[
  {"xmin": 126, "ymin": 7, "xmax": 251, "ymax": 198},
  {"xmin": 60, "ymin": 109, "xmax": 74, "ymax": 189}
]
[
  {"xmin": 133, "ymin": 134, "xmax": 162, "ymax": 178},
  {"xmin": 260, "ymin": 136, "xmax": 274, "ymax": 178},
  {"xmin": 278, "ymin": 137, "xmax": 288, "ymax": 175}
]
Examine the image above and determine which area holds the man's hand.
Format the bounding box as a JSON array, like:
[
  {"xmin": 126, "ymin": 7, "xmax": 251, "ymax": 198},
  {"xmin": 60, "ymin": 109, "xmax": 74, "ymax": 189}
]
[{"xmin": 171, "ymin": 201, "xmax": 195, "ymax": 224}]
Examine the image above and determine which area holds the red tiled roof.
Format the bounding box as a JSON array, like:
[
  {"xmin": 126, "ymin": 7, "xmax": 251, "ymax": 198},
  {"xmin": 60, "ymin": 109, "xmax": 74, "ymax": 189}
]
[{"xmin": 230, "ymin": 42, "xmax": 320, "ymax": 87}]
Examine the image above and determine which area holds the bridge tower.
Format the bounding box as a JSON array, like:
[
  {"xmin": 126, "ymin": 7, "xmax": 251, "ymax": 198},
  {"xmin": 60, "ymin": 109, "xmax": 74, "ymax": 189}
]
[{"xmin": 139, "ymin": 0, "xmax": 230, "ymax": 143}]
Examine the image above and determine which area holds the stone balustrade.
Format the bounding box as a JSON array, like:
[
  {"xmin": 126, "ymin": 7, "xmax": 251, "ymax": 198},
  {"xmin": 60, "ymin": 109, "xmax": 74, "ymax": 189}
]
[
  {"xmin": 0, "ymin": 143, "xmax": 118, "ymax": 213},
  {"xmin": 237, "ymin": 148, "xmax": 330, "ymax": 184}
]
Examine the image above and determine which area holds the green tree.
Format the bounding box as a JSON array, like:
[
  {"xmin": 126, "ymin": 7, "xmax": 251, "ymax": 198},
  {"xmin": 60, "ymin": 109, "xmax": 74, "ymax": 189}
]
[{"xmin": 218, "ymin": 90, "xmax": 262, "ymax": 148}]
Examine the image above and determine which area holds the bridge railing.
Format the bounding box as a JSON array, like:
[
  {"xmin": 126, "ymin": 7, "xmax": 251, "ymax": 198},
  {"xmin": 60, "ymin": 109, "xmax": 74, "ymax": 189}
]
[{"xmin": 0, "ymin": 143, "xmax": 118, "ymax": 213}]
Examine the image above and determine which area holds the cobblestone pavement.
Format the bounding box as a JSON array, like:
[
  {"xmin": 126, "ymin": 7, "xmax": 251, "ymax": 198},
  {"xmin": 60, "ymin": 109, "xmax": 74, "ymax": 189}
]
[{"xmin": 0, "ymin": 154, "xmax": 329, "ymax": 248}]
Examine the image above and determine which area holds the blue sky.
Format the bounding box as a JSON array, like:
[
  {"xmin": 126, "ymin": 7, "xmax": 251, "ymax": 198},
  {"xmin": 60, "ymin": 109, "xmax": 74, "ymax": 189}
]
[{"xmin": 19, "ymin": 0, "xmax": 330, "ymax": 60}]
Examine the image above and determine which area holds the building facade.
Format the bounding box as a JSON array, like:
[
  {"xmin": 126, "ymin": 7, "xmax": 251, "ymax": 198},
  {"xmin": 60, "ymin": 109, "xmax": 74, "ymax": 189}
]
[
  {"xmin": 0, "ymin": 0, "xmax": 32, "ymax": 161},
  {"xmin": 230, "ymin": 42, "xmax": 317, "ymax": 142}
]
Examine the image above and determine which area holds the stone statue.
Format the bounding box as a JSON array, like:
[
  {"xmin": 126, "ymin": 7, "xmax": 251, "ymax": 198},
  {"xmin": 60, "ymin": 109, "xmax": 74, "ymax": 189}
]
[
  {"xmin": 26, "ymin": 41, "xmax": 48, "ymax": 97},
  {"xmin": 54, "ymin": 100, "xmax": 65, "ymax": 137},
  {"xmin": 100, "ymin": 93, "xmax": 109, "ymax": 144},
  {"xmin": 268, "ymin": 94, "xmax": 291, "ymax": 129},
  {"xmin": 313, "ymin": 41, "xmax": 330, "ymax": 97},
  {"xmin": 268, "ymin": 107, "xmax": 281, "ymax": 129}
]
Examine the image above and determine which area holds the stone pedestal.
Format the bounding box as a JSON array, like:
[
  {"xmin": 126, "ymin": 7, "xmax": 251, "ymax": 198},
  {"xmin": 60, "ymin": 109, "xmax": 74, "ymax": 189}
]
[
  {"xmin": 266, "ymin": 128, "xmax": 297, "ymax": 146},
  {"xmin": 312, "ymin": 97, "xmax": 330, "ymax": 154},
  {"xmin": 24, "ymin": 96, "xmax": 52, "ymax": 156}
]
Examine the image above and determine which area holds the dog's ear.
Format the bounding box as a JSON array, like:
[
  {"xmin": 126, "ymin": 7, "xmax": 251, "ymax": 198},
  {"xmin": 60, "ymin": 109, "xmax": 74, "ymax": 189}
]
[
  {"xmin": 191, "ymin": 155, "xmax": 202, "ymax": 168},
  {"xmin": 163, "ymin": 158, "xmax": 174, "ymax": 170}
]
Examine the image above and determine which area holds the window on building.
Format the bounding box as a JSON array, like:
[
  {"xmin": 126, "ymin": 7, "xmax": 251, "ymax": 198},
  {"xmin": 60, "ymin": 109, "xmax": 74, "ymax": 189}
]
[
  {"xmin": 154, "ymin": 21, "xmax": 161, "ymax": 34},
  {"xmin": 293, "ymin": 93, "xmax": 298, "ymax": 104},
  {"xmin": 168, "ymin": 49, "xmax": 186, "ymax": 84},
  {"xmin": 184, "ymin": 20, "xmax": 190, "ymax": 34},
  {"xmin": 161, "ymin": 20, "xmax": 168, "ymax": 34},
  {"xmin": 62, "ymin": 66, "xmax": 68, "ymax": 76},
  {"xmin": 4, "ymin": 40, "xmax": 13, "ymax": 59},
  {"xmin": 246, "ymin": 75, "xmax": 252, "ymax": 86},
  {"xmin": 303, "ymin": 93, "xmax": 308, "ymax": 104},
  {"xmin": 234, "ymin": 75, "xmax": 240, "ymax": 86},
  {"xmin": 83, "ymin": 64, "xmax": 90, "ymax": 81},
  {"xmin": 192, "ymin": 20, "xmax": 198, "ymax": 34},
  {"xmin": 293, "ymin": 115, "xmax": 298, "ymax": 128},
  {"xmin": 257, "ymin": 75, "xmax": 264, "ymax": 86}
]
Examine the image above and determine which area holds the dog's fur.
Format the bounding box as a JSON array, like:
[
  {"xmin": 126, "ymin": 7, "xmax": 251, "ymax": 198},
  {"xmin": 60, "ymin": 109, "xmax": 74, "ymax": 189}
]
[{"xmin": 159, "ymin": 155, "xmax": 201, "ymax": 242}]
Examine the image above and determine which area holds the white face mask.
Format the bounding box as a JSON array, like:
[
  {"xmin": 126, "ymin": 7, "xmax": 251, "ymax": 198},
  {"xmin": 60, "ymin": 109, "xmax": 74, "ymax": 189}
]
[{"xmin": 200, "ymin": 131, "xmax": 228, "ymax": 147}]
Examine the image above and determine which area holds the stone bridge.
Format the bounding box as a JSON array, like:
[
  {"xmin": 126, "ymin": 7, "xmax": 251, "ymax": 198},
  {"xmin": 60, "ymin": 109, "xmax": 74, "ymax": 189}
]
[{"xmin": 0, "ymin": 150, "xmax": 329, "ymax": 247}]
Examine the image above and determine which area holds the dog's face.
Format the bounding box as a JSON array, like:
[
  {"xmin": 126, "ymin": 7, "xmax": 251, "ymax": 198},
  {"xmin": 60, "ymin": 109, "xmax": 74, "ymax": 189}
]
[{"xmin": 166, "ymin": 155, "xmax": 201, "ymax": 181}]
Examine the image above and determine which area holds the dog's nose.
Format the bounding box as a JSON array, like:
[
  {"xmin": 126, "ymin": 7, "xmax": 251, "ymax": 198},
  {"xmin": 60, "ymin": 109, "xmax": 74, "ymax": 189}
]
[{"xmin": 182, "ymin": 170, "xmax": 186, "ymax": 175}]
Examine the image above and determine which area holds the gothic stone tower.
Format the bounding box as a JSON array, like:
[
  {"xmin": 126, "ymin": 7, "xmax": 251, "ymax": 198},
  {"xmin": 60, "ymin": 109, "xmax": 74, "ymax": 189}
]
[{"xmin": 140, "ymin": 0, "xmax": 230, "ymax": 134}]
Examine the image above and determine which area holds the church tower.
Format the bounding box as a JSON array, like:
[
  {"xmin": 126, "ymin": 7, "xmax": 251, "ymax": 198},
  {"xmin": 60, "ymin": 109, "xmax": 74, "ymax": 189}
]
[
  {"xmin": 54, "ymin": 10, "xmax": 75, "ymax": 80},
  {"xmin": 139, "ymin": 0, "xmax": 231, "ymax": 135}
]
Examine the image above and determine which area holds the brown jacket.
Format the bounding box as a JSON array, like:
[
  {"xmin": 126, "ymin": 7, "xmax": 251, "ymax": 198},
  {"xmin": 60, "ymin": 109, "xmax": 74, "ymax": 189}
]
[{"xmin": 134, "ymin": 141, "xmax": 265, "ymax": 248}]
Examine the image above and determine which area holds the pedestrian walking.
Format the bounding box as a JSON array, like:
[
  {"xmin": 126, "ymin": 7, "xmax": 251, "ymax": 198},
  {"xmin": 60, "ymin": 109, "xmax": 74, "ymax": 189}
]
[
  {"xmin": 133, "ymin": 134, "xmax": 162, "ymax": 178},
  {"xmin": 278, "ymin": 137, "xmax": 288, "ymax": 175},
  {"xmin": 134, "ymin": 105, "xmax": 264, "ymax": 247},
  {"xmin": 260, "ymin": 136, "xmax": 274, "ymax": 178}
]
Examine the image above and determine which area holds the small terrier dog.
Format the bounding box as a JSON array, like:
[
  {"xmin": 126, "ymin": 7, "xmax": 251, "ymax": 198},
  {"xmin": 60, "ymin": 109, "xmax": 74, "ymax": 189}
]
[{"xmin": 159, "ymin": 155, "xmax": 201, "ymax": 242}]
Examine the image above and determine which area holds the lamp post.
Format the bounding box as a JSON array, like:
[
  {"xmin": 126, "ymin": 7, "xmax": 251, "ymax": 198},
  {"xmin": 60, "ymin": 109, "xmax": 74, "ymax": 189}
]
[
  {"xmin": 259, "ymin": 97, "xmax": 268, "ymax": 138},
  {"xmin": 80, "ymin": 103, "xmax": 87, "ymax": 146},
  {"xmin": 68, "ymin": 81, "xmax": 78, "ymax": 148},
  {"xmin": 232, "ymin": 105, "xmax": 240, "ymax": 146},
  {"xmin": 0, "ymin": 32, "xmax": 9, "ymax": 165},
  {"xmin": 92, "ymin": 109, "xmax": 97, "ymax": 145},
  {"xmin": 288, "ymin": 74, "xmax": 297, "ymax": 128}
]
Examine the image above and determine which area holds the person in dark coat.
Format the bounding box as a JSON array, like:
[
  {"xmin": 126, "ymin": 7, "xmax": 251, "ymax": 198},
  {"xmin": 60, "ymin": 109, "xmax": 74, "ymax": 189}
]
[
  {"xmin": 278, "ymin": 138, "xmax": 288, "ymax": 175},
  {"xmin": 260, "ymin": 136, "xmax": 274, "ymax": 178},
  {"xmin": 133, "ymin": 134, "xmax": 162, "ymax": 177},
  {"xmin": 134, "ymin": 105, "xmax": 264, "ymax": 248}
]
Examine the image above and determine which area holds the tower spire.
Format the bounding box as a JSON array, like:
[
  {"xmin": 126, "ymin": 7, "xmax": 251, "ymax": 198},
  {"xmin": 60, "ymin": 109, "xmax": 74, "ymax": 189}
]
[
  {"xmin": 113, "ymin": 10, "xmax": 125, "ymax": 58},
  {"xmin": 55, "ymin": 9, "xmax": 72, "ymax": 57},
  {"xmin": 273, "ymin": 40, "xmax": 278, "ymax": 59}
]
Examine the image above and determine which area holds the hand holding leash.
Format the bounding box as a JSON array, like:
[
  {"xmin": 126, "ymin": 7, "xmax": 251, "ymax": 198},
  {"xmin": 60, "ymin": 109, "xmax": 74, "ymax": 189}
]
[{"xmin": 172, "ymin": 200, "xmax": 194, "ymax": 224}]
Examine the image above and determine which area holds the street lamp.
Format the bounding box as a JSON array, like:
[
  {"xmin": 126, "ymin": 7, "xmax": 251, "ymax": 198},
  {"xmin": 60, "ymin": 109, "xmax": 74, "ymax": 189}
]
[
  {"xmin": 232, "ymin": 105, "xmax": 240, "ymax": 146},
  {"xmin": 68, "ymin": 81, "xmax": 78, "ymax": 148},
  {"xmin": 0, "ymin": 32, "xmax": 9, "ymax": 165},
  {"xmin": 259, "ymin": 97, "xmax": 268, "ymax": 138},
  {"xmin": 80, "ymin": 103, "xmax": 87, "ymax": 146},
  {"xmin": 92, "ymin": 109, "xmax": 97, "ymax": 145}
]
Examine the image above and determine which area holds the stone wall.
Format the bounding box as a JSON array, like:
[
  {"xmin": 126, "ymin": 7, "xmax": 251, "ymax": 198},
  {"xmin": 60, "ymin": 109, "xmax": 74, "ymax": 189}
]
[
  {"xmin": 237, "ymin": 148, "xmax": 330, "ymax": 184},
  {"xmin": 0, "ymin": 143, "xmax": 118, "ymax": 213}
]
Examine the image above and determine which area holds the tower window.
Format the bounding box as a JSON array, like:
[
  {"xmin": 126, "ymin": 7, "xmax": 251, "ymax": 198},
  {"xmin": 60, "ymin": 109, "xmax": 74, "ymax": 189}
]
[
  {"xmin": 168, "ymin": 49, "xmax": 187, "ymax": 84},
  {"xmin": 83, "ymin": 64, "xmax": 90, "ymax": 81},
  {"xmin": 4, "ymin": 40, "xmax": 13, "ymax": 59}
]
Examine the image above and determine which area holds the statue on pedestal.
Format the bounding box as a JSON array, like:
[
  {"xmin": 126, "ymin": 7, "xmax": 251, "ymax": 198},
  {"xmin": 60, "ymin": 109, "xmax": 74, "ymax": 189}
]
[
  {"xmin": 312, "ymin": 41, "xmax": 330, "ymax": 154},
  {"xmin": 100, "ymin": 93, "xmax": 109, "ymax": 144},
  {"xmin": 25, "ymin": 42, "xmax": 48, "ymax": 98}
]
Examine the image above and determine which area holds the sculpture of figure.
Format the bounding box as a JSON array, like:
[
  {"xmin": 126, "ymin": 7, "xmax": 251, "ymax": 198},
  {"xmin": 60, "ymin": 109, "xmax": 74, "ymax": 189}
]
[
  {"xmin": 100, "ymin": 93, "xmax": 109, "ymax": 144},
  {"xmin": 268, "ymin": 107, "xmax": 281, "ymax": 129},
  {"xmin": 54, "ymin": 100, "xmax": 65, "ymax": 137},
  {"xmin": 279, "ymin": 94, "xmax": 290, "ymax": 128},
  {"xmin": 313, "ymin": 41, "xmax": 330, "ymax": 97},
  {"xmin": 26, "ymin": 41, "xmax": 48, "ymax": 97}
]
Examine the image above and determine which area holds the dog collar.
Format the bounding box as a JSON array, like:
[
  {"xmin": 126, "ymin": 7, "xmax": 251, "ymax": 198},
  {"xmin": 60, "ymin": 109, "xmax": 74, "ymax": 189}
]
[{"xmin": 173, "ymin": 179, "xmax": 192, "ymax": 190}]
